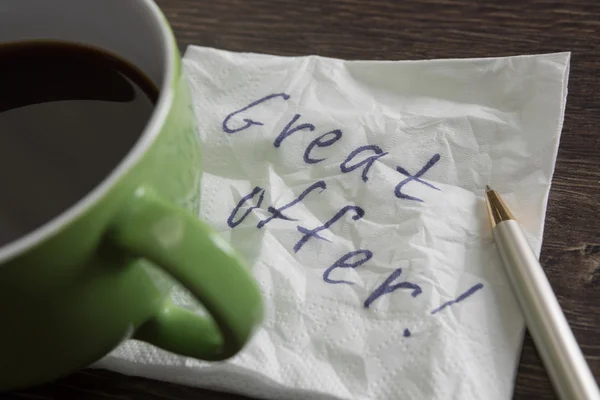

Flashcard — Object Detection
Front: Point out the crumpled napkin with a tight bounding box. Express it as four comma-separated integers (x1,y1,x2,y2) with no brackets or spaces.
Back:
95,46,570,400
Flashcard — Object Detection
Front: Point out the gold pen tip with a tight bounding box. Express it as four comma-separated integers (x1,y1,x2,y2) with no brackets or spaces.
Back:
484,185,515,226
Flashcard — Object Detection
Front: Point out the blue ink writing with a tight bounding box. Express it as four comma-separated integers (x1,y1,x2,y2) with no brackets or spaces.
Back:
227,186,265,228
364,268,422,308
403,328,411,337
257,181,327,229
323,250,373,285
394,153,441,202
294,205,365,253
274,114,315,148
222,93,290,134
430,283,484,315
303,130,343,164
340,145,389,182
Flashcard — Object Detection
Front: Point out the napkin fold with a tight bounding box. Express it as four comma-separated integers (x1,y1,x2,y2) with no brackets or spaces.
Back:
95,46,570,400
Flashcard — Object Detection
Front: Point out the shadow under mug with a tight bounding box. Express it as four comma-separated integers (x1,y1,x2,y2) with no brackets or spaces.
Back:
0,0,263,391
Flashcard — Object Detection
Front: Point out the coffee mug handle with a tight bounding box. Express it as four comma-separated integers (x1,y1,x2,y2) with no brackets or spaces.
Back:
108,187,263,360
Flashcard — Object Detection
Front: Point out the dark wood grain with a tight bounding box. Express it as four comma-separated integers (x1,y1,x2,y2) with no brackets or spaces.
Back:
4,0,600,399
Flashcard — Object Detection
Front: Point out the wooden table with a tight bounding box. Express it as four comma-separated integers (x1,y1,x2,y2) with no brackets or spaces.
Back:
5,0,600,399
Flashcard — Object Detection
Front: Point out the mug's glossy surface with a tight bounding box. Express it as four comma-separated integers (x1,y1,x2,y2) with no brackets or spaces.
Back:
0,0,262,391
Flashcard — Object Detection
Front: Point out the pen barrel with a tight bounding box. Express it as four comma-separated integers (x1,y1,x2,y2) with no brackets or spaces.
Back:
494,220,600,400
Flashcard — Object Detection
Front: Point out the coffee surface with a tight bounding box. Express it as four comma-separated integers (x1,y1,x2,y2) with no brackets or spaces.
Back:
0,41,158,248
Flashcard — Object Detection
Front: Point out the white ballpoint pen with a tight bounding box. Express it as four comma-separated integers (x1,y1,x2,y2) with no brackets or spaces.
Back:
485,185,600,400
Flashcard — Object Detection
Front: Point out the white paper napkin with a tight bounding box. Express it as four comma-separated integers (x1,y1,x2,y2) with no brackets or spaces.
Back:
95,46,570,400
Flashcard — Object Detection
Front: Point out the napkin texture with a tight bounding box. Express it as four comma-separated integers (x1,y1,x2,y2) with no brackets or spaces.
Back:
95,47,570,400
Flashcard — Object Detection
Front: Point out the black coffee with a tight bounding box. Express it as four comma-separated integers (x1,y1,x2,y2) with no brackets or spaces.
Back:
0,41,158,248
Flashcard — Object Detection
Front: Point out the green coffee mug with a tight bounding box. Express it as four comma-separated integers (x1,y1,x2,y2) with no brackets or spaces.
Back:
0,0,262,391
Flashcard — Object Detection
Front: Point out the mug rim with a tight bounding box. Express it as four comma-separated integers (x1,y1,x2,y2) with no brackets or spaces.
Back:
0,0,178,264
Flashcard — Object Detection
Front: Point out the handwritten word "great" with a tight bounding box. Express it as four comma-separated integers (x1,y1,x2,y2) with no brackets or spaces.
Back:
222,93,442,203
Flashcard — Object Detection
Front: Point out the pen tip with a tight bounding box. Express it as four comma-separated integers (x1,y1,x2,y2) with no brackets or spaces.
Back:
485,185,492,192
